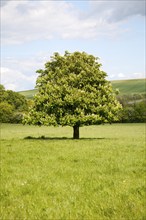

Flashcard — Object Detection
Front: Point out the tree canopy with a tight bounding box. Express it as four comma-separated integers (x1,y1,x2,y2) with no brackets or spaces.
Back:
23,51,122,139
0,85,28,123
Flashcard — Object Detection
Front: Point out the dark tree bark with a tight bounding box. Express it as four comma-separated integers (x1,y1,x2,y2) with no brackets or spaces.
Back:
73,125,79,139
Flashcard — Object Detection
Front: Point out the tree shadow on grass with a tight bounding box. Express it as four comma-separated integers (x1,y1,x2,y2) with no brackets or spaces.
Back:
24,135,113,140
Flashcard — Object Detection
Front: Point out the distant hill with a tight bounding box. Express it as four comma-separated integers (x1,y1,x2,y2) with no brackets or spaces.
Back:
19,78,145,99
111,79,145,95
19,89,37,99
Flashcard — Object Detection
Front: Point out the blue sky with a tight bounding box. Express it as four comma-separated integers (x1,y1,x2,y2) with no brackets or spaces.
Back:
1,0,145,91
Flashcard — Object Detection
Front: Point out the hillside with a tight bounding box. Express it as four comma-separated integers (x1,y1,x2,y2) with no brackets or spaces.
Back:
19,78,145,99
19,89,37,99
111,78,145,94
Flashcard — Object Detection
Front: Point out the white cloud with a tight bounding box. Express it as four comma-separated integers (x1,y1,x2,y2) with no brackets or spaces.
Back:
108,72,145,80
2,0,142,45
0,52,53,91
3,56,44,73
1,67,36,91
88,1,145,22
2,1,95,44
4,83,17,91
118,73,125,78
1,0,145,91
133,72,145,78
1,52,55,91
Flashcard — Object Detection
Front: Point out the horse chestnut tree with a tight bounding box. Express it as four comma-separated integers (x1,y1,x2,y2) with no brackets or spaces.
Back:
24,51,122,139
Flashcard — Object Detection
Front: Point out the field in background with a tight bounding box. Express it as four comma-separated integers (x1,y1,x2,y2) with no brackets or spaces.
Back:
19,78,146,99
1,123,145,219
111,78,145,94
19,89,37,99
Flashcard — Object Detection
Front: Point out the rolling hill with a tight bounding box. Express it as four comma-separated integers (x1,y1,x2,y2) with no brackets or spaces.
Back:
19,89,37,99
19,78,145,99
111,78,145,94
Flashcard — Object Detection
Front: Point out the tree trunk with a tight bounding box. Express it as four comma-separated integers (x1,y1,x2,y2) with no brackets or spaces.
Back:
73,125,79,139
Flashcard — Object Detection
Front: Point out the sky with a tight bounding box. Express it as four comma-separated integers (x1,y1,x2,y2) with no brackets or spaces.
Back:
1,0,146,91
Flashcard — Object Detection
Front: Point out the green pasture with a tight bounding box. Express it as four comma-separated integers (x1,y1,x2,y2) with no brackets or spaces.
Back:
19,78,146,99
111,78,145,95
0,123,146,219
18,89,37,99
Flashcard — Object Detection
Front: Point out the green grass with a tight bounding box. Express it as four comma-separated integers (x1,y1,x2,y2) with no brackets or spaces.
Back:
0,123,146,219
18,89,38,99
19,78,146,99
112,78,145,95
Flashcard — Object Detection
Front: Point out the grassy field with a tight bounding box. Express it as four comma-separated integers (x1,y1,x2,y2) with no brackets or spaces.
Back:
19,78,146,99
0,123,146,219
111,78,145,95
18,89,37,99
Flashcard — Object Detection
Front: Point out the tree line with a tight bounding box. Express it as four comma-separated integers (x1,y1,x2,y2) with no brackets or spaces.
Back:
117,94,146,123
0,84,28,123
0,86,145,125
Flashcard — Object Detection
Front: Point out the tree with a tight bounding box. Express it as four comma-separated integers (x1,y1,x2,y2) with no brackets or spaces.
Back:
23,51,122,139
0,84,5,91
117,93,146,123
119,100,146,123
0,84,28,123
0,101,14,123
6,90,28,111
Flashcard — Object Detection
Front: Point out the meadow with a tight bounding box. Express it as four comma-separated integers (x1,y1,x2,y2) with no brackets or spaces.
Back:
0,123,146,219
111,78,145,95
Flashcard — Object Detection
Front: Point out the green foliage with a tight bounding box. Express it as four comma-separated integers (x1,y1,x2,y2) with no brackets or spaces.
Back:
117,93,146,107
0,84,5,91
119,100,146,123
0,84,28,123
133,101,146,122
117,94,146,123
0,101,14,123
1,123,145,219
1,89,28,111
24,51,122,132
